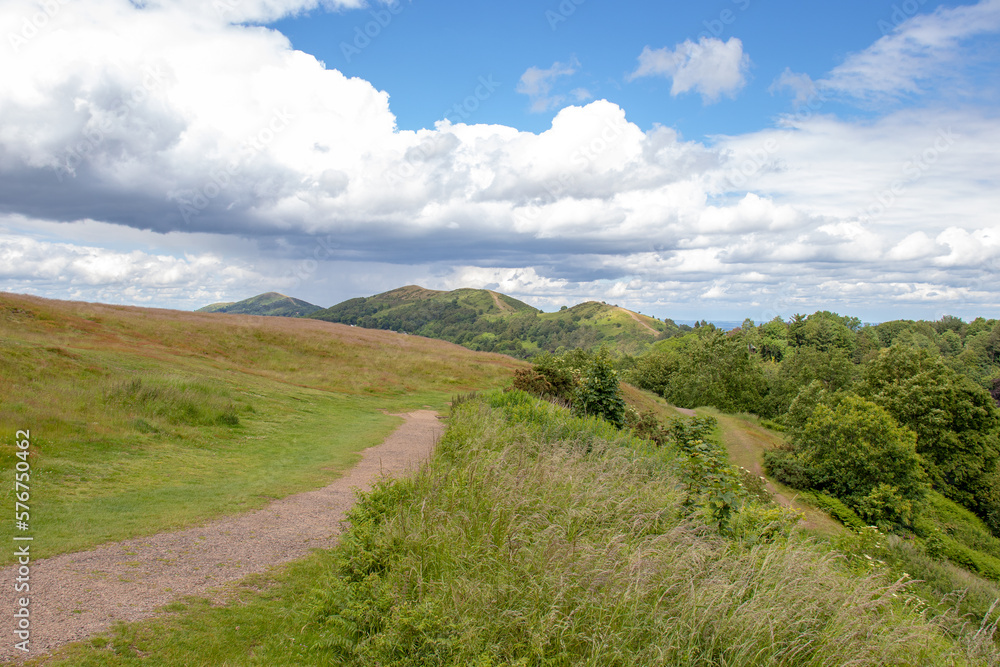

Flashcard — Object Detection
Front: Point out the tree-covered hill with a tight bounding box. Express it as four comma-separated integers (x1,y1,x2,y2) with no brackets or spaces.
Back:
308,285,673,358
624,310,1000,536
197,292,322,317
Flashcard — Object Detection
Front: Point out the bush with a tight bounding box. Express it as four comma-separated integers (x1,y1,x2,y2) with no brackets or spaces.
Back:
573,348,626,428
857,483,914,531
624,408,669,446
727,503,801,546
763,449,813,490
789,395,928,529
508,367,552,396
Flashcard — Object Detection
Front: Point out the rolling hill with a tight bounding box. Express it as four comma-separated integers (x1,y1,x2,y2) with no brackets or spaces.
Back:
307,285,679,357
197,291,322,317
0,291,519,561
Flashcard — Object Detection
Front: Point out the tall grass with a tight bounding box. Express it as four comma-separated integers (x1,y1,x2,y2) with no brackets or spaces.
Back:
296,391,990,666
32,390,999,666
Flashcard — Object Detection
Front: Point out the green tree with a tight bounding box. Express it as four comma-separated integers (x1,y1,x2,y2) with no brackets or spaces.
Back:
788,311,858,352
574,348,626,428
860,345,1000,532
790,395,927,529
664,329,769,416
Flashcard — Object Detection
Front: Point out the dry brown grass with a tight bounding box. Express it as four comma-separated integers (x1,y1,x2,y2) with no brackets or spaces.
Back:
0,292,523,398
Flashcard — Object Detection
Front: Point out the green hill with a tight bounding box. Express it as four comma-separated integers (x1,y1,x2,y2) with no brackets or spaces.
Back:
197,291,322,317
309,286,672,357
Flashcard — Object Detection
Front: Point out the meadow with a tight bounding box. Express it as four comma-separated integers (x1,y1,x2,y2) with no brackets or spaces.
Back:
0,293,519,562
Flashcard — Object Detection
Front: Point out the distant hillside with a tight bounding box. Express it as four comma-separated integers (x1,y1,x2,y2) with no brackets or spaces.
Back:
309,285,675,357
198,292,322,318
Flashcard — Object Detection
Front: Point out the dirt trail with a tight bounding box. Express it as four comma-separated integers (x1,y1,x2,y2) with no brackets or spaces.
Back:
714,414,841,534
488,291,513,313
616,307,658,335
0,410,443,662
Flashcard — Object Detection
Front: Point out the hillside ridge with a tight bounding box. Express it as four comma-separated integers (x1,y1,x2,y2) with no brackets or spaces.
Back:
197,291,322,317
303,285,672,358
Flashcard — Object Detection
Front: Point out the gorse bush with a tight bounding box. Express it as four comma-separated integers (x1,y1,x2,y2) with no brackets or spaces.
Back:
299,391,990,665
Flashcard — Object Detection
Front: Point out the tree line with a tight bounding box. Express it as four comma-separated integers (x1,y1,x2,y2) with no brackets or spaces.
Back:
624,312,1000,534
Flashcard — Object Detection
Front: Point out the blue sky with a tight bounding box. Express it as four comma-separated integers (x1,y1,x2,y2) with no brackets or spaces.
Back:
271,0,887,136
0,0,998,322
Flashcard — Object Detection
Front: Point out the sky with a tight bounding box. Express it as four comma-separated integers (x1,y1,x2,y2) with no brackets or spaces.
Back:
1,0,999,323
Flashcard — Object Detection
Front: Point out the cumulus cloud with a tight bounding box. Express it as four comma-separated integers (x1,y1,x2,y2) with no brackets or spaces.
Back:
0,231,279,307
0,0,998,321
516,58,580,112
629,37,750,103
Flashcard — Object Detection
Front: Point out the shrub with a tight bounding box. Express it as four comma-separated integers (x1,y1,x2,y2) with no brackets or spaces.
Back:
763,449,813,490
857,483,914,531
508,367,552,396
727,503,801,545
789,395,928,529
573,348,625,428
624,408,669,446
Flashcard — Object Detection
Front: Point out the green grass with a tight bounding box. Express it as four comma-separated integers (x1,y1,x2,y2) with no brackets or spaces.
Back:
0,292,519,562
23,391,999,665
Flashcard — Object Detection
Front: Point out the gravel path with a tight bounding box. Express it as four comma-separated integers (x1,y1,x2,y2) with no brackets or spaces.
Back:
0,410,443,662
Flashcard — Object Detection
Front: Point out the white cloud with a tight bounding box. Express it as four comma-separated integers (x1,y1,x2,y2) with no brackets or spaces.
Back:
820,0,1000,104
629,37,750,103
0,231,278,307
769,68,819,106
516,58,580,113
0,0,998,322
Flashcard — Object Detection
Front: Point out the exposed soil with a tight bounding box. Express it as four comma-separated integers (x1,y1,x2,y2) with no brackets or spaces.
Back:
0,410,443,663
488,290,514,313
616,307,658,335
713,414,841,534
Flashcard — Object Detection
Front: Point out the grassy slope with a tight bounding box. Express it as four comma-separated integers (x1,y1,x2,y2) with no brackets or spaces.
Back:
311,286,665,356
34,392,990,666
311,285,538,321
538,301,666,354
681,403,1000,628
0,293,521,562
